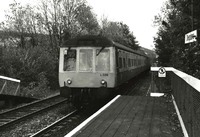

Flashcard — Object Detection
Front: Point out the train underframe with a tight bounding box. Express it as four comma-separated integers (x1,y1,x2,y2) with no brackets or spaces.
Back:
60,87,115,107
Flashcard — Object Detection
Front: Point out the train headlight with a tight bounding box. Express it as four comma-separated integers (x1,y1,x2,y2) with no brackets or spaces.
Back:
64,49,68,54
101,80,107,85
67,79,72,85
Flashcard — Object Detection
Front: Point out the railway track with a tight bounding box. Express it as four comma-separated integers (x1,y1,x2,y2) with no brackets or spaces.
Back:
0,72,149,137
30,109,78,137
117,71,150,96
128,73,150,96
29,73,151,137
0,95,68,130
29,101,107,137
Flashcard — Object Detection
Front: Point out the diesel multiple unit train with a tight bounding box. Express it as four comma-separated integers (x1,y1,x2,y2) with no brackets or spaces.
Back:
59,35,151,102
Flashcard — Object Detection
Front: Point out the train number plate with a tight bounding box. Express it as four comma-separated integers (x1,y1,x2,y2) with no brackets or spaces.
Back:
100,73,109,76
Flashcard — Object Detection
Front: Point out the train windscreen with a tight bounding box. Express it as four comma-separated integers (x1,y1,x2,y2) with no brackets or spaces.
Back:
79,49,93,71
96,49,110,71
63,49,76,71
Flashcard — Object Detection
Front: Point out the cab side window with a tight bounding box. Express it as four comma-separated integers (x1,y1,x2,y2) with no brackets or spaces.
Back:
64,49,76,71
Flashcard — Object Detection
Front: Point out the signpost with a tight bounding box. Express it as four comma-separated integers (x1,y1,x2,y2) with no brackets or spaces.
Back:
185,30,197,44
150,67,172,94
158,67,166,77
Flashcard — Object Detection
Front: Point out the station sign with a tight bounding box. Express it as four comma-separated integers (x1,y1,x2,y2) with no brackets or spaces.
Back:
185,30,197,44
151,67,168,77
158,67,166,77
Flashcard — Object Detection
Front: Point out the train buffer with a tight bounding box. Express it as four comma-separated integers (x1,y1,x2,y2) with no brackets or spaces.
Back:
65,67,200,137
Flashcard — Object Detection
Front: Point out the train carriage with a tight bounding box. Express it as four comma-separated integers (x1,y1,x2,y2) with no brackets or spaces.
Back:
59,35,150,101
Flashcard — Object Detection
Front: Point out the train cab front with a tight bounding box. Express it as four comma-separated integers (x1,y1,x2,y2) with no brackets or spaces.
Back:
59,46,116,100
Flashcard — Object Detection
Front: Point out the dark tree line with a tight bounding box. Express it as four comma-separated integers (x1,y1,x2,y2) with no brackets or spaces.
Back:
100,19,139,50
154,0,200,78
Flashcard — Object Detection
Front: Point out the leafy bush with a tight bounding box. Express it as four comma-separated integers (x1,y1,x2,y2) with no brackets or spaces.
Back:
1,46,58,97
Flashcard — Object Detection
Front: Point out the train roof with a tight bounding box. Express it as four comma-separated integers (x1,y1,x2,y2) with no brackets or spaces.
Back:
62,35,147,57
62,35,113,47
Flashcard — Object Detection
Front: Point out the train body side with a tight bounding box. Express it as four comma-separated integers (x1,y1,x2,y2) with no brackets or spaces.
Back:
114,44,150,86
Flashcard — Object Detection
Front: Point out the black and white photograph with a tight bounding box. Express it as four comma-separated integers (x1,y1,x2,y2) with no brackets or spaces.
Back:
0,0,200,137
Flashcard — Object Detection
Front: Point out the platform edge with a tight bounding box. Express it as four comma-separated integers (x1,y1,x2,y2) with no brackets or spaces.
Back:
172,95,189,137
64,95,121,137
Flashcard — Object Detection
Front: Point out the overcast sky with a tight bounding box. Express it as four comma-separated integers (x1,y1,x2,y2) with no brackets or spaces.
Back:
87,0,166,50
0,0,166,50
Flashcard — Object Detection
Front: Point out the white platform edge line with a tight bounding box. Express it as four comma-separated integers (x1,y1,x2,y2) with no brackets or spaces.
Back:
0,76,20,83
171,95,189,137
64,95,121,137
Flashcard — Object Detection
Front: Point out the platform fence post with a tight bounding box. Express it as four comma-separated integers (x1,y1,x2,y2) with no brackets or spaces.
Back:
0,80,7,94
14,84,20,96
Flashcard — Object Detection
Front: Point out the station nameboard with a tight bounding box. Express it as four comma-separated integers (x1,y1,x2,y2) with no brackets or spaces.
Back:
185,30,197,44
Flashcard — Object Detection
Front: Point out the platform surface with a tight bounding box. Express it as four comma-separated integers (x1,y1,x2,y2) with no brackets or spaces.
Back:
66,95,177,137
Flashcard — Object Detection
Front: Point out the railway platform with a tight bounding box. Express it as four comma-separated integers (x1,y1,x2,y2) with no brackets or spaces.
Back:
65,67,200,137
65,95,182,137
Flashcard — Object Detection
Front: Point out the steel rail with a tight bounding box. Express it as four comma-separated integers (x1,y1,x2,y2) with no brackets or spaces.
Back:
0,94,60,115
30,109,78,137
0,96,68,130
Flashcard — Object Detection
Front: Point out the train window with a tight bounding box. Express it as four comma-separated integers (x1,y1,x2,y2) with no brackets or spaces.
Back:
63,49,76,71
138,58,140,66
123,58,126,68
96,49,110,71
79,49,93,71
119,57,122,68
134,59,137,66
132,59,134,66
128,58,131,67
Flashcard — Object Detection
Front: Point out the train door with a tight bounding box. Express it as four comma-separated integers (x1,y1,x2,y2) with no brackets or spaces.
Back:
115,48,119,85
116,48,122,86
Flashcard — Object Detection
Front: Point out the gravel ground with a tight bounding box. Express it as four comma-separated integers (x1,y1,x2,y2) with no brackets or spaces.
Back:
0,101,75,137
47,105,103,137
165,94,184,137
154,76,184,137
0,97,106,137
